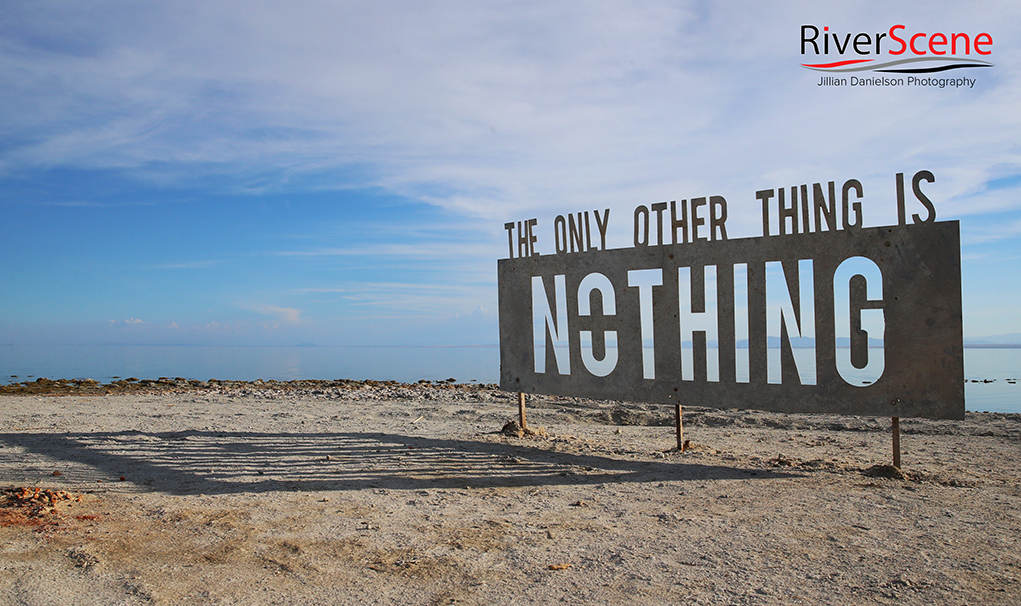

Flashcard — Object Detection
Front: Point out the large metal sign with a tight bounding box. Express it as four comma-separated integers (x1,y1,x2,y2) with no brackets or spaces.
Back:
498,179,964,420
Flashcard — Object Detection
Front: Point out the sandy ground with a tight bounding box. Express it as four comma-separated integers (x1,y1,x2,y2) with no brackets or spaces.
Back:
1,384,1019,605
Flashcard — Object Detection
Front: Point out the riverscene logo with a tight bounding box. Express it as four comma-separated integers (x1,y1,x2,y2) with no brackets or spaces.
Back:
801,24,994,88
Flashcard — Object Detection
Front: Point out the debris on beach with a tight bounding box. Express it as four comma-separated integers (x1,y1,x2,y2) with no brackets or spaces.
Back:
862,464,906,480
500,420,525,437
0,376,501,396
500,420,548,438
0,486,83,528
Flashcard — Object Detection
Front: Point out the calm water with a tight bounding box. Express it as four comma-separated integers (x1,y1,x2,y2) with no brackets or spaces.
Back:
0,345,501,386
1,344,1018,413
962,348,1021,414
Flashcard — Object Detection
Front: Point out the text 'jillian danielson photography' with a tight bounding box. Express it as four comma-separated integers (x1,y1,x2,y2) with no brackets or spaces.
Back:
818,75,977,88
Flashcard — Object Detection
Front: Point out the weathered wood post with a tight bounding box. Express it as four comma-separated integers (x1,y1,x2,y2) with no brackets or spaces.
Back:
892,416,901,468
675,404,684,451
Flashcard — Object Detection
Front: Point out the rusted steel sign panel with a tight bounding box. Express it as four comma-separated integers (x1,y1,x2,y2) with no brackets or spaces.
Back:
498,221,963,419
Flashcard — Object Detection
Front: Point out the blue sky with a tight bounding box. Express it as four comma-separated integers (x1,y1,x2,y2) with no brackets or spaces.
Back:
2,1,1020,350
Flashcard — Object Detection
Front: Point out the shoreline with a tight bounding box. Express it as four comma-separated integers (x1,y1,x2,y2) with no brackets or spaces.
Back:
2,376,1018,421
0,377,500,396
3,376,1018,423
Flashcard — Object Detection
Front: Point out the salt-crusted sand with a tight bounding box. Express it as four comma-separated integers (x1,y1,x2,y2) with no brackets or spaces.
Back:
1,383,1019,605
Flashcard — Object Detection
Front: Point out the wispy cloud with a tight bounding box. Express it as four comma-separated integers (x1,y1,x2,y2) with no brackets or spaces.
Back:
274,241,498,260
40,200,159,208
4,2,1017,221
963,217,1021,245
252,305,302,324
3,2,1021,345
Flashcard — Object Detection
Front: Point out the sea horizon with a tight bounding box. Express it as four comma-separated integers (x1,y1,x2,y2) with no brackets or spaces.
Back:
1,343,1018,414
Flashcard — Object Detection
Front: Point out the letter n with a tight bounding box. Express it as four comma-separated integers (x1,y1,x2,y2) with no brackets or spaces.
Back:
532,275,570,374
765,260,817,385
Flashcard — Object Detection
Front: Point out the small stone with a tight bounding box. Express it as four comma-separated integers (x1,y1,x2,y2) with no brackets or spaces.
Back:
52,470,61,477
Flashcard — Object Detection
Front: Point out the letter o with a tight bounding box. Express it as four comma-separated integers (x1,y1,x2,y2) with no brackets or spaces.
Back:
578,273,618,377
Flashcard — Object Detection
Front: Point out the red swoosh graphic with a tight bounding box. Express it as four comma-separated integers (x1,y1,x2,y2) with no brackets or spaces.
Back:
800,59,874,68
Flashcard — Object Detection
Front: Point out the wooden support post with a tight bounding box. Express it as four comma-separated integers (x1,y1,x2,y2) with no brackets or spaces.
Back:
675,404,684,452
892,416,901,468
518,392,527,430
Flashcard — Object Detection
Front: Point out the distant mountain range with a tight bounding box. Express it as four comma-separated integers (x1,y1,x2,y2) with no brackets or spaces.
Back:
683,337,883,348
683,335,1021,348
964,333,1021,347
